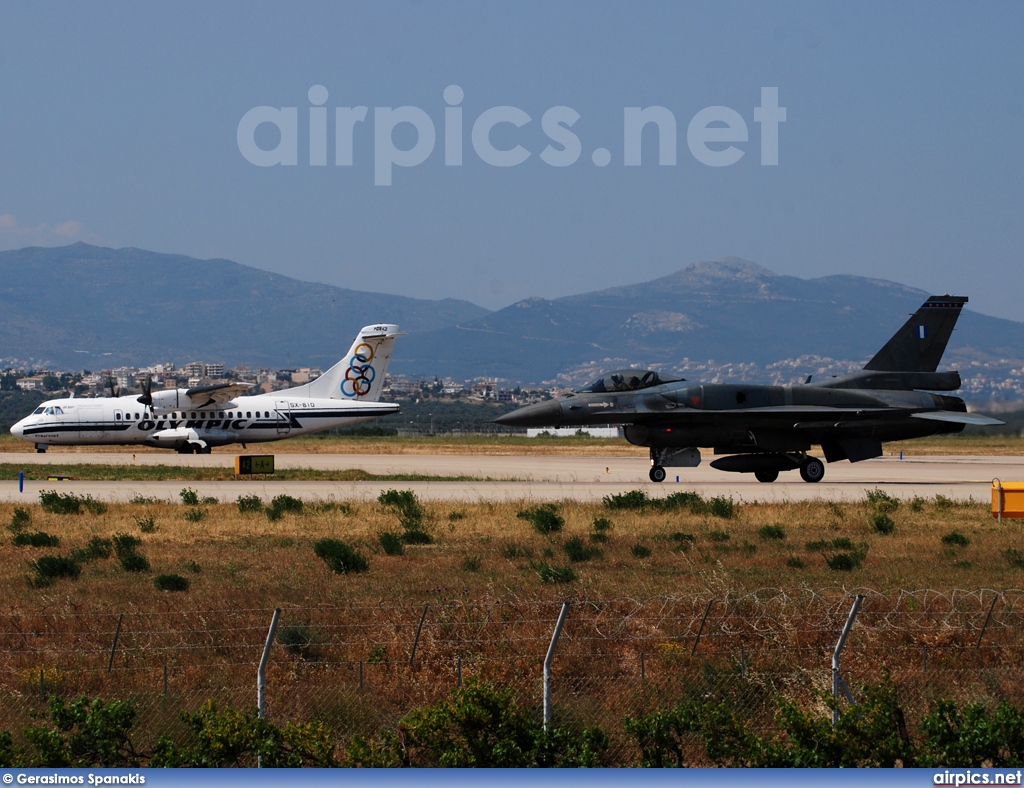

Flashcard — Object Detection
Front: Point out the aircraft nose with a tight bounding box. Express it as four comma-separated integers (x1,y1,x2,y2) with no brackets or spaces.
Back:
495,400,563,428
10,419,25,439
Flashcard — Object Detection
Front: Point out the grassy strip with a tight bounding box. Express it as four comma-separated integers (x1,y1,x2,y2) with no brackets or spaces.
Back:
0,463,509,483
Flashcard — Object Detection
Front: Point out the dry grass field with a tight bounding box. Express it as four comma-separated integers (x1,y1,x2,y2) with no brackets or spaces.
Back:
0,490,1020,617
2,487,1024,762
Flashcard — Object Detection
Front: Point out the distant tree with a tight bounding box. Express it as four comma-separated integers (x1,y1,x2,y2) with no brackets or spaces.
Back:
42,375,62,391
0,372,17,391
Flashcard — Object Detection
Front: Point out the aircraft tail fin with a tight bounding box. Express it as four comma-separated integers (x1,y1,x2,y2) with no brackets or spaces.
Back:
299,324,401,401
863,296,967,372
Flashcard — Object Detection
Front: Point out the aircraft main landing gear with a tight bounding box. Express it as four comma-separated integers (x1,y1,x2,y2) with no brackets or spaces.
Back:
649,465,667,483
800,456,825,483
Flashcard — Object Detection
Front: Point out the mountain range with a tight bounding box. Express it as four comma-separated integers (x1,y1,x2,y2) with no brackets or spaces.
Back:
2,244,1022,387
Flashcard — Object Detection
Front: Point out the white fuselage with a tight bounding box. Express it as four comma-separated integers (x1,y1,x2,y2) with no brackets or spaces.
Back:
11,393,399,450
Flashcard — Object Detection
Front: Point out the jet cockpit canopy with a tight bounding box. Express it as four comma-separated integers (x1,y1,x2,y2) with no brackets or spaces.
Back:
578,369,679,394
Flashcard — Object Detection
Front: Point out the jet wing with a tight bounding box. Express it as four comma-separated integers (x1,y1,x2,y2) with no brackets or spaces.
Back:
910,411,1005,426
185,382,252,408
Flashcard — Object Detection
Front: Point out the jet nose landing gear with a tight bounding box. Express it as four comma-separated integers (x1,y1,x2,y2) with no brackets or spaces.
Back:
649,466,667,483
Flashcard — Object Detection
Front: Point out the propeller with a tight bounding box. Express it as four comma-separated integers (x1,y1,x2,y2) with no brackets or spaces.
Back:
105,375,120,398
137,375,153,406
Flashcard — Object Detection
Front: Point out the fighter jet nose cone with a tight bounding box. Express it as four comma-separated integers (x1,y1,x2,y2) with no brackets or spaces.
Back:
495,400,562,428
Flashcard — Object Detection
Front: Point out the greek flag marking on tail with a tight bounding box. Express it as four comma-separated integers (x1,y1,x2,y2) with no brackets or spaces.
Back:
917,325,927,339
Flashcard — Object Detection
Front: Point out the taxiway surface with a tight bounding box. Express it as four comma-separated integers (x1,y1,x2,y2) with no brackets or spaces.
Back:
0,451,1015,504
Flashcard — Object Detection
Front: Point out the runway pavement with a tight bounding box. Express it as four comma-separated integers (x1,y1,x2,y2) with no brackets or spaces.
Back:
0,451,1018,504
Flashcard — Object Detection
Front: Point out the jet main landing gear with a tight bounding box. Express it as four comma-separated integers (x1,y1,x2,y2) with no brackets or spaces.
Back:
799,456,825,483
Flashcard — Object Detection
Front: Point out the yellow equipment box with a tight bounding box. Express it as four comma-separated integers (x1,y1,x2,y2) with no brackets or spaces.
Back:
992,480,1024,519
235,455,275,475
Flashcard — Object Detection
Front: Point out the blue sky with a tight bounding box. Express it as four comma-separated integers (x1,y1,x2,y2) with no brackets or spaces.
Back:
1,1,1021,319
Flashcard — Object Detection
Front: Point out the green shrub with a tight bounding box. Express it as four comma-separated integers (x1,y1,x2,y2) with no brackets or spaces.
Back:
533,562,576,583
30,555,81,585
866,489,899,513
236,495,264,513
277,623,314,658
401,528,433,545
661,491,706,511
270,494,303,515
934,494,955,510
758,525,786,541
786,556,806,569
9,507,30,532
344,679,607,767
602,490,650,510
871,512,896,535
448,511,466,522
909,496,927,512
39,490,106,515
592,517,612,533
112,533,142,555
826,552,860,571
378,489,424,523
1003,548,1024,569
314,539,369,574
12,531,60,548
708,530,731,542
154,574,189,592
183,508,206,523
462,555,481,572
367,646,387,665
379,532,405,556
72,537,113,563
631,543,652,559
183,560,202,574
706,496,736,519
119,551,150,573
133,515,156,533
179,488,199,506
563,536,601,562
517,504,564,535
942,531,970,547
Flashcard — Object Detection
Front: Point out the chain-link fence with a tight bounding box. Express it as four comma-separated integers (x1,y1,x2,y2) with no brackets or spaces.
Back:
2,589,1022,765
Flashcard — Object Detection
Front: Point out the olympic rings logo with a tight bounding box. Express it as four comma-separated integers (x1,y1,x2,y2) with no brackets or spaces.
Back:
341,343,376,397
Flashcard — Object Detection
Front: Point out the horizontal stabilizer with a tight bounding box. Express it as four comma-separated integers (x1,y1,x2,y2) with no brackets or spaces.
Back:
910,411,1004,426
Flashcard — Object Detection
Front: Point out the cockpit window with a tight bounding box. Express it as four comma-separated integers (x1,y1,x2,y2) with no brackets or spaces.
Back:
33,407,44,415
578,369,678,393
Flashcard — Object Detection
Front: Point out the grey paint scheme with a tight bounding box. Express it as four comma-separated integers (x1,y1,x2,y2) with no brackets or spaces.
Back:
495,296,1003,484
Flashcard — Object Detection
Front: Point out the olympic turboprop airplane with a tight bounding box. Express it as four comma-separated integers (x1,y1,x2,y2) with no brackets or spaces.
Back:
11,324,402,454
496,296,1004,483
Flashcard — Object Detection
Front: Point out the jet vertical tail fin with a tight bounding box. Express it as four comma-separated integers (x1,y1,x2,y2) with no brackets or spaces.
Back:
863,296,967,372
297,324,401,401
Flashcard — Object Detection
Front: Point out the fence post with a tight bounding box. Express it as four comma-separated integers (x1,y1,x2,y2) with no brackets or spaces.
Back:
410,604,429,667
832,594,864,726
107,614,124,672
258,608,281,719
39,668,44,700
977,593,1001,650
691,600,713,657
457,655,462,687
640,652,645,682
163,665,168,696
543,601,570,731
256,607,281,770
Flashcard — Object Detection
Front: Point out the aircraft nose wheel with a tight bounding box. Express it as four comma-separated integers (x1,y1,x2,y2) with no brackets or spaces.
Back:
649,465,667,483
755,469,779,483
799,457,825,483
